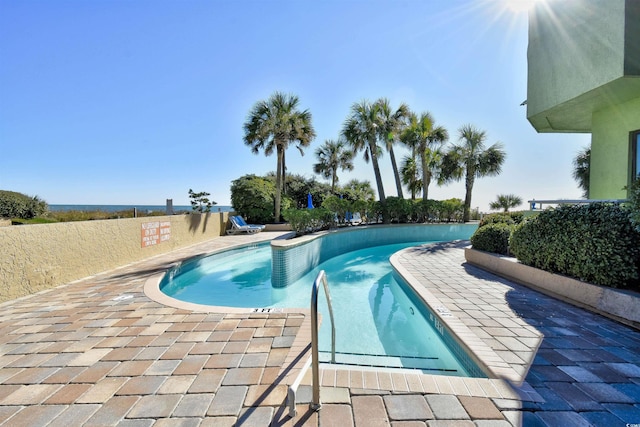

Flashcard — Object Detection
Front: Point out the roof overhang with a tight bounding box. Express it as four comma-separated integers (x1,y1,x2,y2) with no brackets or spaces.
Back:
527,76,640,133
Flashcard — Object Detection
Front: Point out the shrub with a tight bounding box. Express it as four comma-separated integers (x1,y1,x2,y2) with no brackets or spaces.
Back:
479,211,525,228
510,203,640,288
230,175,276,224
321,195,351,224
628,176,640,232
0,190,48,219
440,198,464,222
417,199,443,222
384,197,410,223
282,208,333,235
351,199,371,224
470,223,514,255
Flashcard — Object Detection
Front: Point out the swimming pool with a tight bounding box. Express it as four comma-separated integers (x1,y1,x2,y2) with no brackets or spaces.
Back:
160,225,483,376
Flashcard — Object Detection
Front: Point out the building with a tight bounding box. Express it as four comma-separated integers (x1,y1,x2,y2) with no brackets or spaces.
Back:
526,0,640,198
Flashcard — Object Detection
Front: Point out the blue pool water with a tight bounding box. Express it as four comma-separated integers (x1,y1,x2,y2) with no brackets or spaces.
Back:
161,239,483,376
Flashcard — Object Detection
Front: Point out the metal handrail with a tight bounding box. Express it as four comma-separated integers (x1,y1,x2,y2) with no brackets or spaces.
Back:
528,198,626,210
310,270,335,411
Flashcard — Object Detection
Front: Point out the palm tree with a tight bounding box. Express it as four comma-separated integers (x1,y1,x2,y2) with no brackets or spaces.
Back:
243,92,316,222
400,155,421,199
342,100,387,202
440,124,506,222
573,146,590,198
313,139,354,193
375,98,410,199
342,179,376,202
489,194,522,212
400,112,449,201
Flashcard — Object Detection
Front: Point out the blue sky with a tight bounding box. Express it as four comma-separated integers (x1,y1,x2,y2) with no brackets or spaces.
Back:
0,0,589,210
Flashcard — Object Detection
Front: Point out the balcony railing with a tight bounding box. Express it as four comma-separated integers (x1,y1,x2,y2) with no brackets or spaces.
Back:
528,199,627,210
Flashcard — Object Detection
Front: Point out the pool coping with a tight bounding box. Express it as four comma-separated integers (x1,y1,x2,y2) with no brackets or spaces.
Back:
390,250,526,384
143,232,541,403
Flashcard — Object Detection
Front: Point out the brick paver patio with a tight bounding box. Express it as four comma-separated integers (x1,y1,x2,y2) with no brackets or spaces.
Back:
0,232,639,426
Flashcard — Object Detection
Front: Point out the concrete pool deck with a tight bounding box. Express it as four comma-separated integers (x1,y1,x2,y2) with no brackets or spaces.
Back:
0,232,639,426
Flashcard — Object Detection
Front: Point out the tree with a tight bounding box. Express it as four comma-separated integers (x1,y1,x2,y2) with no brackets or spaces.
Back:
342,100,387,203
440,124,506,222
341,179,376,202
188,189,216,213
375,98,410,199
573,146,590,198
313,138,354,192
400,112,449,201
401,155,421,200
489,194,522,212
230,175,277,224
243,92,316,222
280,173,332,209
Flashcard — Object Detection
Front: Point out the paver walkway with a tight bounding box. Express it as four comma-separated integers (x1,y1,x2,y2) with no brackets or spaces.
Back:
0,232,639,426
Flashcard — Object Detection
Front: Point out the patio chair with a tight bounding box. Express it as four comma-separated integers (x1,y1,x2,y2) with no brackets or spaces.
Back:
226,215,266,235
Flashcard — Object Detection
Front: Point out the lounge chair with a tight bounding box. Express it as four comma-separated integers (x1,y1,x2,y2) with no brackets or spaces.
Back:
226,215,265,235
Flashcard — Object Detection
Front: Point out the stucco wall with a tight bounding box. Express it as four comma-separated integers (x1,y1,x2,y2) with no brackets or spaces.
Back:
0,212,229,303
590,97,640,198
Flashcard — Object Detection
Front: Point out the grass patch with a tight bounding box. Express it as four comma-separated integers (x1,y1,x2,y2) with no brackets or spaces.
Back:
10,209,171,224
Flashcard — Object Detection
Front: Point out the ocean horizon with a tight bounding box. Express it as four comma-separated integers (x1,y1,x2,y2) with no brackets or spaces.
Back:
49,204,234,213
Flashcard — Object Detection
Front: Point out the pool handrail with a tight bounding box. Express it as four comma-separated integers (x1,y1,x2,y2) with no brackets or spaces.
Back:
310,270,335,411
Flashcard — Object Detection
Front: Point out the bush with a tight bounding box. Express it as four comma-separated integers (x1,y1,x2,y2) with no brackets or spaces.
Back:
321,196,351,224
479,211,524,228
510,203,640,288
414,199,442,222
282,208,333,235
439,198,464,222
628,176,640,232
230,175,276,224
384,197,410,223
0,190,48,219
351,199,372,224
470,223,514,255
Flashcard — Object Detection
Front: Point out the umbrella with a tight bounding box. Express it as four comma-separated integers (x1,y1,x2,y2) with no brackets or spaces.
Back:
307,193,314,209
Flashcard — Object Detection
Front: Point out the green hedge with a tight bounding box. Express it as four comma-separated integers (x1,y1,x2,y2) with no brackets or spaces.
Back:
628,176,640,232
470,212,524,254
510,203,640,288
478,211,524,228
470,223,514,255
282,208,333,235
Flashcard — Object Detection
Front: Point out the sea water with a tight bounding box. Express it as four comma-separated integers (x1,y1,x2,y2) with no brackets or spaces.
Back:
49,204,234,213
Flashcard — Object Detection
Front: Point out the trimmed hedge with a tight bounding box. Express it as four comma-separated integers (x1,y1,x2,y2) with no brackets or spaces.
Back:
470,223,513,255
629,176,640,232
510,203,640,288
470,212,524,254
478,211,524,228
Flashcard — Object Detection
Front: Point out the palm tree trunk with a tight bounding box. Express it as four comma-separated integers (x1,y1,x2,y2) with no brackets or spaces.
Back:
421,146,429,202
281,150,286,196
389,147,404,198
275,144,284,222
369,145,386,203
463,173,474,223
331,171,337,193
424,171,432,202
